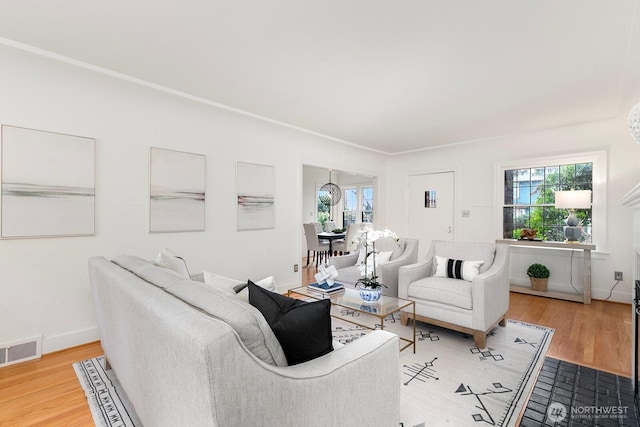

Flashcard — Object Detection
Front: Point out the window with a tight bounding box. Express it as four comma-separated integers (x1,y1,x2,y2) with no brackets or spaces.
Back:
362,186,374,223
316,188,330,223
503,162,593,242
342,188,358,225
340,185,374,225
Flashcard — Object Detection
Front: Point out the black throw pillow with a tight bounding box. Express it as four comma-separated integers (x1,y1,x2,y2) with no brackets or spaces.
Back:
248,281,333,365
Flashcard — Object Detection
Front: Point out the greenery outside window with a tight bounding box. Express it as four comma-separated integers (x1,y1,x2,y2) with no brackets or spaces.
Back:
317,189,330,225
504,162,592,242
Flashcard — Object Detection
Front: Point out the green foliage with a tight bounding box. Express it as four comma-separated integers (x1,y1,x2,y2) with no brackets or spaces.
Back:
509,163,592,242
317,193,330,224
527,263,550,279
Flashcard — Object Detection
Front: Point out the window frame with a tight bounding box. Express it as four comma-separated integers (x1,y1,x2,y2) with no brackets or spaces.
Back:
340,184,374,226
495,150,607,249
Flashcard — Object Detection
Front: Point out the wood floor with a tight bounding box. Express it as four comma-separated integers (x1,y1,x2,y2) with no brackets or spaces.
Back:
0,341,103,426
0,263,632,426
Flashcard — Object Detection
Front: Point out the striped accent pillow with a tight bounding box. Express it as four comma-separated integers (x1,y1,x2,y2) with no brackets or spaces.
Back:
434,256,484,282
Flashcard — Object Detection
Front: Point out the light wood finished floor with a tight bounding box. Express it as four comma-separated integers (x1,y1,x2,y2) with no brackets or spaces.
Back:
0,263,632,426
301,263,632,377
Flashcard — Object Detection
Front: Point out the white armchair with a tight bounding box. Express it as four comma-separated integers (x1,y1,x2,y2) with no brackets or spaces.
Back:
398,240,510,348
328,237,419,297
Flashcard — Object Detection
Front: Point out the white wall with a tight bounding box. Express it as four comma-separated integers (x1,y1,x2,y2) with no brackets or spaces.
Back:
3,40,637,356
385,118,640,303
0,44,388,353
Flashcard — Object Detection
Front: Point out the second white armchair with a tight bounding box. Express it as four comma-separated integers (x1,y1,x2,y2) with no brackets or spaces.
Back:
398,240,510,349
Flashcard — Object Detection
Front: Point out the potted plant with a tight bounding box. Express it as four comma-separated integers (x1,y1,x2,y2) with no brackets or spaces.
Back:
353,228,399,302
527,263,550,292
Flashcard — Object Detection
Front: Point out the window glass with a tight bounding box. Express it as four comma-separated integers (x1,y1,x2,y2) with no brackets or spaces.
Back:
343,188,357,225
362,187,374,223
317,189,330,223
503,162,592,242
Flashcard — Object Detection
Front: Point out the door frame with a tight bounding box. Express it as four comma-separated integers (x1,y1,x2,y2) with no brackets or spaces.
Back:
404,167,458,242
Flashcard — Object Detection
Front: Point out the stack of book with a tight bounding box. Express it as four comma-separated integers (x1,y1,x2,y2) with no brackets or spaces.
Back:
308,282,344,294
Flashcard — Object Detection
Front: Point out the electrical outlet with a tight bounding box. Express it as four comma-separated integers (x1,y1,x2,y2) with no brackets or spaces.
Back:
462,210,471,218
614,271,623,281
294,264,299,273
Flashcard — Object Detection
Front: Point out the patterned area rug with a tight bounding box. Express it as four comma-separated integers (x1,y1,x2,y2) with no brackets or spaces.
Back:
73,356,140,427
74,316,553,427
332,309,553,427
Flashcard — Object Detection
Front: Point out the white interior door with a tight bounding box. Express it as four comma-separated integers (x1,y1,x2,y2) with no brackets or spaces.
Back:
407,171,455,259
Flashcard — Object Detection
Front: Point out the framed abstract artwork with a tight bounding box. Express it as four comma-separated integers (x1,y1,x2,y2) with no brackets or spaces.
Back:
1,125,96,238
149,147,206,233
236,161,274,230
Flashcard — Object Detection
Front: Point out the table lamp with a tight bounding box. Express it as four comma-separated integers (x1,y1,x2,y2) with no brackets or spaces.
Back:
554,190,592,242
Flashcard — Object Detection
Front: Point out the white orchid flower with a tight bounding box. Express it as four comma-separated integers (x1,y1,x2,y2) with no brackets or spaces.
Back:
352,227,400,285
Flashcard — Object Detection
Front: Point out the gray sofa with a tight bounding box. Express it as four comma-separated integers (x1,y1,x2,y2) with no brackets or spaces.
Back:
89,255,400,427
328,237,419,297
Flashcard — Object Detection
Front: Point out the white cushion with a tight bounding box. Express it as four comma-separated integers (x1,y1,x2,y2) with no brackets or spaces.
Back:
235,276,277,302
408,276,473,310
153,248,190,278
203,270,277,301
374,237,403,260
431,241,496,274
434,256,483,282
203,271,243,295
377,251,393,264
254,276,277,292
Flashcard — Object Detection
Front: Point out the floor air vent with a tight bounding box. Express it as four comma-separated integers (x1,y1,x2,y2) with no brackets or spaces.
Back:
0,336,41,368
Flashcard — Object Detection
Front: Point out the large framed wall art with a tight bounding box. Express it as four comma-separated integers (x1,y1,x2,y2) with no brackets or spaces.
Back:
149,147,206,233
236,161,274,230
1,125,96,238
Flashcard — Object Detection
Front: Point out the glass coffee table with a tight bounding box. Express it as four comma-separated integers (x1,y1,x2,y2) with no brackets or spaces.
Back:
288,286,415,353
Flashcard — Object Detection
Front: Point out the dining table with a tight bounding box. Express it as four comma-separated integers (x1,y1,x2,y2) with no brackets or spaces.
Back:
317,231,346,255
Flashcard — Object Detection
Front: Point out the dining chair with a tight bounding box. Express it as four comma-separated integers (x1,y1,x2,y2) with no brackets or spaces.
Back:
343,223,363,253
325,221,337,232
303,223,330,267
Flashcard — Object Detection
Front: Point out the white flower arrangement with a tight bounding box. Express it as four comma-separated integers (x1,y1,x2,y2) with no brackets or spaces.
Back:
352,227,399,289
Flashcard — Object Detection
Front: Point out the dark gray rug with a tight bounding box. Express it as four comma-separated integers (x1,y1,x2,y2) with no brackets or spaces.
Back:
521,357,638,426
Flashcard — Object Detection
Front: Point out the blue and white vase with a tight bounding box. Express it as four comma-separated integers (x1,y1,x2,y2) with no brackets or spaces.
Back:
358,285,382,303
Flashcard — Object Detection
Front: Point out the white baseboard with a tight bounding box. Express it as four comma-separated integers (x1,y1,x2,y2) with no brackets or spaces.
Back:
42,326,100,354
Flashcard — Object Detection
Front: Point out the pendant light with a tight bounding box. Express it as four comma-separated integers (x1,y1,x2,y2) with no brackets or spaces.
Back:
320,170,341,206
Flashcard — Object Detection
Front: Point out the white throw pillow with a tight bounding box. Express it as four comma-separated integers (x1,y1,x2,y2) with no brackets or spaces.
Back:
434,256,484,282
153,248,190,278
203,271,244,295
377,251,393,265
254,276,277,292
203,271,277,301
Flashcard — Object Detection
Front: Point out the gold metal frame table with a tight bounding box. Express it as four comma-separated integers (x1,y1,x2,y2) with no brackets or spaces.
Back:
288,286,416,353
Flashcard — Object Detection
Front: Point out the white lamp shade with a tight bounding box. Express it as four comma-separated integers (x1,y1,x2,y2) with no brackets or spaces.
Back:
554,190,592,209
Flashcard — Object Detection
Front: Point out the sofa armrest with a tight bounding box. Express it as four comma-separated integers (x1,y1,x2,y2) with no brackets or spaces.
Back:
398,258,433,299
222,330,400,426
328,250,359,269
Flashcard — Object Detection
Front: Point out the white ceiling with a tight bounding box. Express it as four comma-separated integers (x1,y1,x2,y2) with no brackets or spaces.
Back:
1,0,639,154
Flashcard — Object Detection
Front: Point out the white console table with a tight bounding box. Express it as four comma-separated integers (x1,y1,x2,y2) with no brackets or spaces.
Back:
496,239,595,304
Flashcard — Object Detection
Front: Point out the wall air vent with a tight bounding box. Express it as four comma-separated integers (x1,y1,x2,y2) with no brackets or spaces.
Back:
0,336,42,368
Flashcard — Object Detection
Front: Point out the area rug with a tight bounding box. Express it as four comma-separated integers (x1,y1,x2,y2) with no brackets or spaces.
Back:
332,310,554,427
74,317,552,427
73,356,140,427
